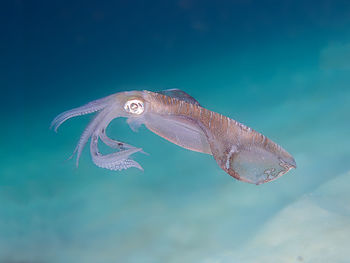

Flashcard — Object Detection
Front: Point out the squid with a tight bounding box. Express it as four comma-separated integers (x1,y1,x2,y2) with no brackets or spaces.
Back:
51,89,296,185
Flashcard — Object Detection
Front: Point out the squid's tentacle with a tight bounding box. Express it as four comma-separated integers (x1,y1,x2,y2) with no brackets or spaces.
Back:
50,94,114,132
90,133,144,171
100,127,148,155
100,127,130,150
52,93,145,170
71,109,110,166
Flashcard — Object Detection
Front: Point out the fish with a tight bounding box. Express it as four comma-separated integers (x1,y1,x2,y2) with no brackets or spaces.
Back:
51,89,296,185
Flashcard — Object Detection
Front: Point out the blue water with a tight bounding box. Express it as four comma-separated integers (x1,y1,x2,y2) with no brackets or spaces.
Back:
2,1,350,262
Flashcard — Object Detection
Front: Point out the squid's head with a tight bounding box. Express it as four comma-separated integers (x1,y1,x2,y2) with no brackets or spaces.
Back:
112,91,151,131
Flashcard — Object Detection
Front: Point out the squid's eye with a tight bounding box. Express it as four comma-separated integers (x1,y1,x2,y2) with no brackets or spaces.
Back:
124,99,145,115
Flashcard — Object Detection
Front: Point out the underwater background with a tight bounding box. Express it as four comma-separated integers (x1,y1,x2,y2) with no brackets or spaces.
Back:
2,0,350,262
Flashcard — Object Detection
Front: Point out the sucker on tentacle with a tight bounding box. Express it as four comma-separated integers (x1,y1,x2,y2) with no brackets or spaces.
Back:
90,133,143,171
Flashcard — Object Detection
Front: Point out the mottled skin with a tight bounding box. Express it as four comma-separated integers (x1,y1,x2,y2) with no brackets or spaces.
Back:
144,91,296,184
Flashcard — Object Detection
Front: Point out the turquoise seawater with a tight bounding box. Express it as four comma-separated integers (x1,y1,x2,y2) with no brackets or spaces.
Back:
2,1,350,262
